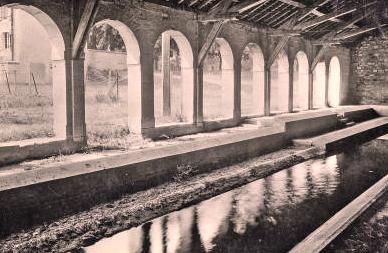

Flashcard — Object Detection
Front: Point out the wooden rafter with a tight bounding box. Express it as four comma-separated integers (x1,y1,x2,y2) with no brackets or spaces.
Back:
276,0,358,26
266,0,329,67
333,24,387,41
228,0,268,13
313,9,375,44
72,0,100,59
295,1,377,31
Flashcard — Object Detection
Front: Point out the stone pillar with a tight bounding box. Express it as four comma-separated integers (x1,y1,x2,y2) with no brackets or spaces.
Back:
308,69,314,110
233,58,241,121
52,59,70,139
128,63,142,133
140,49,156,131
181,66,194,122
264,66,271,116
325,61,330,107
221,68,234,119
195,65,204,124
252,69,264,116
288,61,294,113
162,33,171,117
71,59,86,143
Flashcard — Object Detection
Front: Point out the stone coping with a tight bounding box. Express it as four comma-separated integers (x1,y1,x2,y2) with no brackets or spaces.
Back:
0,126,284,192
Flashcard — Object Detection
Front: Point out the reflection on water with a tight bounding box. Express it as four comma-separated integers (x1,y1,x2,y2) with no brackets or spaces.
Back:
84,140,388,253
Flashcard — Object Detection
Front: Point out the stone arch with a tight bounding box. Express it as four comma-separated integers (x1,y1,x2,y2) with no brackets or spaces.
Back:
85,19,142,136
328,56,341,107
203,37,234,120
10,5,65,60
153,29,194,125
241,43,265,116
270,50,289,113
293,51,309,111
2,4,67,139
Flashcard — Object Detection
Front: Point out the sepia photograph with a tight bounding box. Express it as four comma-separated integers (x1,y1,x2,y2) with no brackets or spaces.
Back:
0,0,387,252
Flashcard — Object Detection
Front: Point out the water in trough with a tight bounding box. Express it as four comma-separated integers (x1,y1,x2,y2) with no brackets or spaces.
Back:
83,139,388,253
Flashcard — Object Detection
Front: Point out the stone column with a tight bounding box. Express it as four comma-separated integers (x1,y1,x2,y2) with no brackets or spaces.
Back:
127,63,143,133
162,33,171,117
308,69,314,110
71,58,86,143
140,49,156,131
52,59,70,139
264,66,271,116
289,61,294,113
221,67,234,119
233,58,241,121
325,61,330,107
252,69,264,116
181,66,194,122
195,65,204,124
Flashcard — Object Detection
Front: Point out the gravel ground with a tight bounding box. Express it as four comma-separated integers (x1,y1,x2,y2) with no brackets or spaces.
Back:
0,146,321,253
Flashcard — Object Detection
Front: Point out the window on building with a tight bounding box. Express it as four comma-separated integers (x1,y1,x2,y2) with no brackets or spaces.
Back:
3,32,12,49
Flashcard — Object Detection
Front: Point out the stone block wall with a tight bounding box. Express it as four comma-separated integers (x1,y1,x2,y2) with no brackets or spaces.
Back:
351,30,388,105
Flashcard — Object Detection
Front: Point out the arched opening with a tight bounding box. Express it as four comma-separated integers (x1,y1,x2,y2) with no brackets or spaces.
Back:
313,62,326,108
328,56,341,107
153,30,194,126
241,43,265,117
0,5,66,143
203,38,234,120
293,51,309,111
85,20,141,148
270,50,289,114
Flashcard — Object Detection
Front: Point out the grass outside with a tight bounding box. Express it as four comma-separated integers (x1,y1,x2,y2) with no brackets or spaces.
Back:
0,70,261,149
0,83,54,143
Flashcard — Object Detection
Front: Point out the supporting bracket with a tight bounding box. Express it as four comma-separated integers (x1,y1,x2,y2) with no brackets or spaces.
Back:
197,20,227,67
72,0,100,59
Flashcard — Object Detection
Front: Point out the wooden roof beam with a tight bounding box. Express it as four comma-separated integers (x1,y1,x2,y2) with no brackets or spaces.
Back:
294,4,365,31
277,0,359,27
333,24,387,41
228,0,268,13
313,9,375,44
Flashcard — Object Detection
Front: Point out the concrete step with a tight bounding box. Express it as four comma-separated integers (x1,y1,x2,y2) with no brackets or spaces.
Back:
332,106,379,123
293,117,388,150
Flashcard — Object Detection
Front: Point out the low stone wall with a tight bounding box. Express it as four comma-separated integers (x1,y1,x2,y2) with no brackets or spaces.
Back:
278,111,338,140
0,128,287,236
0,106,381,236
0,139,83,166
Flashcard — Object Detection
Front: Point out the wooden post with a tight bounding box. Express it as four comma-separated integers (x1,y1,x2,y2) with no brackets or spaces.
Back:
13,70,17,93
116,71,119,99
31,72,39,95
162,32,171,117
4,70,11,94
